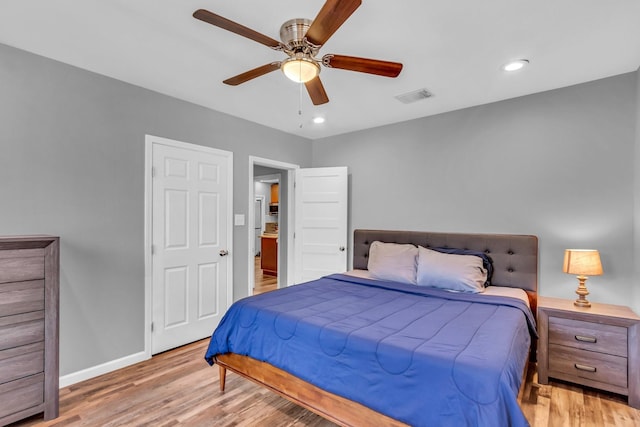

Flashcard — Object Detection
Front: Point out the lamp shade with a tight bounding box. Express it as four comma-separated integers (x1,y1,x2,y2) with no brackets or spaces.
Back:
563,249,603,276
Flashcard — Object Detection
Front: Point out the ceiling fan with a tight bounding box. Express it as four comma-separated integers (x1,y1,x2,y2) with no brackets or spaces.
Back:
193,0,403,105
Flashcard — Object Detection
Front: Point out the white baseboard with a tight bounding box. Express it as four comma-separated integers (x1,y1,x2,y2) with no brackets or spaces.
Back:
59,351,150,388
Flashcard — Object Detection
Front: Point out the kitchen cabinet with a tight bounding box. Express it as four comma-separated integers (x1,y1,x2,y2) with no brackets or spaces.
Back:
260,235,277,277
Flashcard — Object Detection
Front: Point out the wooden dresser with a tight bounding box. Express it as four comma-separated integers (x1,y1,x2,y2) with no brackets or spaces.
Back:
0,236,59,425
537,296,640,408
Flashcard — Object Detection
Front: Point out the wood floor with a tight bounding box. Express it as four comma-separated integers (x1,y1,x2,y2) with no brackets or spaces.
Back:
254,256,277,295
12,339,640,427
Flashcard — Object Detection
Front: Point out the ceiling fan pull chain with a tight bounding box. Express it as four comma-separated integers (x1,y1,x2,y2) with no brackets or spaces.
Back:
298,73,304,128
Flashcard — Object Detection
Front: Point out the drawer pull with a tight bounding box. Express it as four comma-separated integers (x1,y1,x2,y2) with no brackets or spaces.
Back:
574,335,597,343
574,363,597,373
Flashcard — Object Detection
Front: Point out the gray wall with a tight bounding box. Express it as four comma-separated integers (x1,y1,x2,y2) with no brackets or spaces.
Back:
0,43,311,375
313,73,639,312
635,66,640,312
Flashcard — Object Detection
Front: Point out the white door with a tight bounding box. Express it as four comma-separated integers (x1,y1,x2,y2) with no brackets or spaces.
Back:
294,167,348,283
151,137,232,354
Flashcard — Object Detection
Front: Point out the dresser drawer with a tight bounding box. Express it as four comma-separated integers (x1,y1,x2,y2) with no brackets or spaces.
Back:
0,311,45,352
0,256,44,284
549,343,627,388
0,280,44,317
0,343,44,384
0,373,44,420
549,316,627,357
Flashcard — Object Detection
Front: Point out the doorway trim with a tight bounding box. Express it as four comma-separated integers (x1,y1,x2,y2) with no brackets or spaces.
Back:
144,135,234,359
248,156,299,297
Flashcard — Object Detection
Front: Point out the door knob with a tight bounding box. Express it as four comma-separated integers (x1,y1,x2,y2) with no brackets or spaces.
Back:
219,249,229,257
339,246,345,252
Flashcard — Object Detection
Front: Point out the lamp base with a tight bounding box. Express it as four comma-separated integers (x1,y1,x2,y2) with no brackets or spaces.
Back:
574,298,591,308
574,275,591,308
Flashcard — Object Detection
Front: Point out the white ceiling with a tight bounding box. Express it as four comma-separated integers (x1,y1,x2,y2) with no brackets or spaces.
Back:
1,1,639,140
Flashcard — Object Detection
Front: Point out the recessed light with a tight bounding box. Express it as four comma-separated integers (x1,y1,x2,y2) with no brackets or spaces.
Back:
312,116,325,124
502,59,529,72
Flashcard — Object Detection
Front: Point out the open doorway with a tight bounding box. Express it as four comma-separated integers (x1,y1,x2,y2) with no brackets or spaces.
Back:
253,172,279,295
248,156,299,297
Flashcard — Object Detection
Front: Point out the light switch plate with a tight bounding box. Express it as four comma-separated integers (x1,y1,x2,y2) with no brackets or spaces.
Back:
234,214,245,226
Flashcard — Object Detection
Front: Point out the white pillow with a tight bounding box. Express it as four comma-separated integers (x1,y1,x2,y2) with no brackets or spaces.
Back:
416,246,487,293
367,241,418,284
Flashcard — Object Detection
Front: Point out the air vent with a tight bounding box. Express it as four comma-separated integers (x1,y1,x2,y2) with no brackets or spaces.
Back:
394,89,433,104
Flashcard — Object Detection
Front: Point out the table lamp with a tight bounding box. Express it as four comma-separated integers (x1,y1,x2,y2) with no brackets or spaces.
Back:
562,249,603,308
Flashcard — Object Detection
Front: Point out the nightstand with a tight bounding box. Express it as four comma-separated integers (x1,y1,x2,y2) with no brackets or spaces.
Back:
537,296,640,408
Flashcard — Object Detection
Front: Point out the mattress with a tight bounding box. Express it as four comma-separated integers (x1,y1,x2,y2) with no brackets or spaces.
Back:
205,273,536,427
345,268,532,307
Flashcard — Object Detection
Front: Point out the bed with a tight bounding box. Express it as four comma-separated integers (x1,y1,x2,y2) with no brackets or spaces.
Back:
205,229,538,426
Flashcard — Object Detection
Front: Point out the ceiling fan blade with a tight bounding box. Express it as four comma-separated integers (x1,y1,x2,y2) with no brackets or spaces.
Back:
305,77,329,105
322,54,403,77
193,9,281,49
305,0,362,46
223,63,281,86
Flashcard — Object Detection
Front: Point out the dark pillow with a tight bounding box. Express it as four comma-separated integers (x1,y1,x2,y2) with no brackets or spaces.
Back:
431,247,494,286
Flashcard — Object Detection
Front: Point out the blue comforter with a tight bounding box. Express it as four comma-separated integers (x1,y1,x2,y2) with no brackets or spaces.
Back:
205,274,536,427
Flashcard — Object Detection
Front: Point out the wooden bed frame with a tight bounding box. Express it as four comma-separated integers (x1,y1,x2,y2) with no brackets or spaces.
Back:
215,229,539,426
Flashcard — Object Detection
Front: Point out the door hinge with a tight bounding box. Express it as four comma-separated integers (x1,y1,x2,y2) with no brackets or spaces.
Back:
151,166,156,178
151,322,154,332
151,244,155,255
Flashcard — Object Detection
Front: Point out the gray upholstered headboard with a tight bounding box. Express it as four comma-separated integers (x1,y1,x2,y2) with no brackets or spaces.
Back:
353,229,538,294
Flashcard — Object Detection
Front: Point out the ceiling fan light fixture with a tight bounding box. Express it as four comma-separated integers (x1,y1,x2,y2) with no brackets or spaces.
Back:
281,57,320,83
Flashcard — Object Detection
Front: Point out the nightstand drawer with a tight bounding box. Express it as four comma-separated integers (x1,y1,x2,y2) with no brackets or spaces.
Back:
549,343,627,388
549,316,627,357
